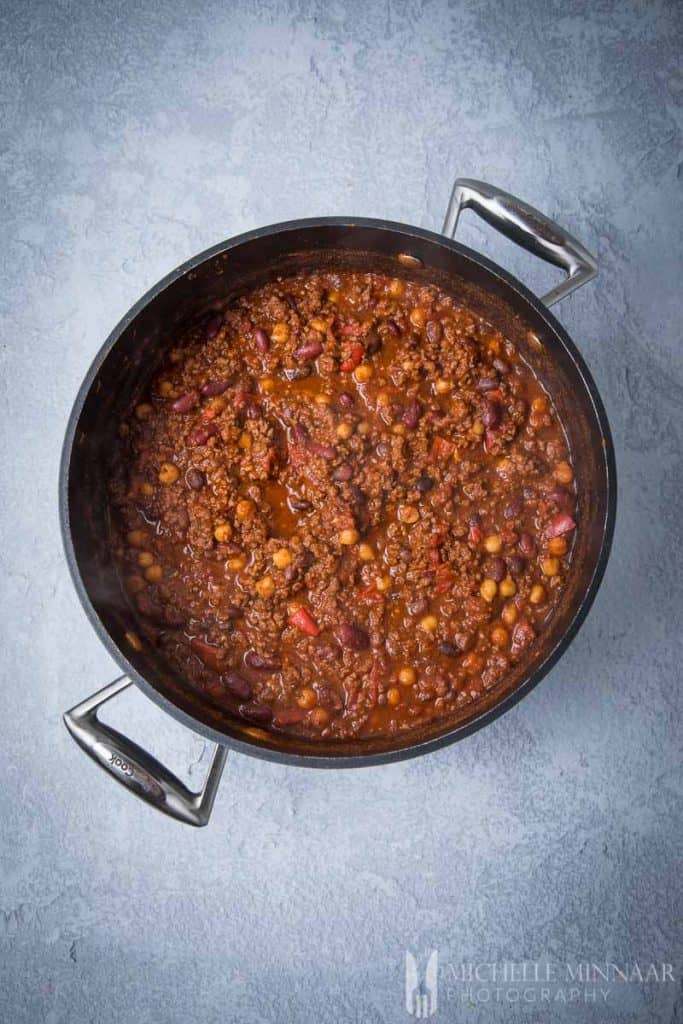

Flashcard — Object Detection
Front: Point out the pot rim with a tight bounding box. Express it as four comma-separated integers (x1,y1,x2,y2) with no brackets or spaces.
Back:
59,216,617,767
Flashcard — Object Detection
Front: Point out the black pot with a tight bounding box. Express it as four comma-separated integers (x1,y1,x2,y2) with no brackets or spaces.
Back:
61,179,616,825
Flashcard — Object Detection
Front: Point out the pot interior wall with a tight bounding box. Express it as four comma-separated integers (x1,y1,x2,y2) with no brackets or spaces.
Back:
65,223,612,761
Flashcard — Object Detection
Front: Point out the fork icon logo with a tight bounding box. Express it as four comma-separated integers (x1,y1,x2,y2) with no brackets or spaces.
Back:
405,949,438,1017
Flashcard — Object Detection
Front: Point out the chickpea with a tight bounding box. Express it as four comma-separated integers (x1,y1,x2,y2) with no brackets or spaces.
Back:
137,551,154,568
491,625,509,648
358,543,375,562
255,575,275,598
484,534,502,554
135,403,153,420
353,363,373,383
125,630,143,652
434,378,451,394
339,528,359,546
480,578,498,602
409,307,426,328
531,395,549,414
297,688,318,710
398,505,420,524
376,389,391,408
392,423,406,436
356,420,370,436
238,431,252,449
398,667,416,686
548,535,568,556
336,421,354,439
462,652,484,674
327,289,340,304
125,569,145,593
259,376,275,393
214,522,233,543
227,554,247,572
387,687,402,707
389,278,405,298
127,529,148,548
499,575,517,598
472,420,485,436
554,461,574,485
375,574,392,593
169,348,182,363
158,462,180,485
158,380,174,397
419,614,438,633
541,557,560,577
236,498,255,520
314,393,331,406
144,564,163,583
310,318,329,333
270,322,290,344
310,707,330,728
272,547,292,569
529,584,546,605
502,602,518,627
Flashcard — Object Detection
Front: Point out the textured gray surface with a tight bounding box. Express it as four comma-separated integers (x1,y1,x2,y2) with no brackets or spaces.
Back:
1,1,681,1022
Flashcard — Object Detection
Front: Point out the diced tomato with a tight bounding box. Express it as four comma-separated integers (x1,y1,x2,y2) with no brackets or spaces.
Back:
288,606,320,637
435,563,454,594
430,436,455,462
340,343,364,372
358,584,384,603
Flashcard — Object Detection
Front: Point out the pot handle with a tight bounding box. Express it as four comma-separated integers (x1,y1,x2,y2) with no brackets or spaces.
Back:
442,178,597,307
63,676,227,827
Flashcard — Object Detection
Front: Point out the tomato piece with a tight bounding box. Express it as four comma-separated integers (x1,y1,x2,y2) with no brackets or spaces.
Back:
430,436,455,462
288,606,320,636
340,343,364,372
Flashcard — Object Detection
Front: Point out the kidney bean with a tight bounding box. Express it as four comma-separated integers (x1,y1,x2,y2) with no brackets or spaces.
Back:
454,631,474,653
548,486,570,506
477,376,499,391
190,636,226,672
511,620,536,660
332,462,353,482
292,422,310,444
481,399,501,429
408,597,429,616
290,497,312,512
416,474,434,493
383,319,400,337
438,641,460,659
254,328,270,353
338,391,354,409
545,513,576,539
224,605,244,620
245,651,282,671
238,703,273,724
402,399,422,429
317,685,343,710
200,379,231,397
186,468,205,490
504,496,523,519
488,556,506,582
293,337,323,361
273,708,305,728
284,366,312,380
493,358,510,374
205,313,224,339
171,390,199,414
189,422,219,446
222,671,252,701
309,442,336,460
365,332,382,355
163,607,186,627
506,554,525,576
336,622,369,651
518,532,535,556
426,321,442,343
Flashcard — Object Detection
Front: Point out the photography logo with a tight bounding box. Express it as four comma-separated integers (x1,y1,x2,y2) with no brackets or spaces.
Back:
405,950,438,1018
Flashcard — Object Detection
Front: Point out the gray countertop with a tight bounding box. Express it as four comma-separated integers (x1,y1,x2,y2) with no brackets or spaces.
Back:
1,1,681,1022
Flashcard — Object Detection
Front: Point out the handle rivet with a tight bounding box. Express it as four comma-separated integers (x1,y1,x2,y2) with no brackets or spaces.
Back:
397,253,423,268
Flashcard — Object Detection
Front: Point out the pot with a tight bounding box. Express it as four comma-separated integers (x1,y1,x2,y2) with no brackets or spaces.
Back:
61,179,616,825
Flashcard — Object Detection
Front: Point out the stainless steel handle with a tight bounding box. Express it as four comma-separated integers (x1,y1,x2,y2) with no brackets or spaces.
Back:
63,676,227,827
442,178,597,307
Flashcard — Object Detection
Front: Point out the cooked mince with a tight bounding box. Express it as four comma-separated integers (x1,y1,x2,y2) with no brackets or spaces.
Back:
109,270,577,740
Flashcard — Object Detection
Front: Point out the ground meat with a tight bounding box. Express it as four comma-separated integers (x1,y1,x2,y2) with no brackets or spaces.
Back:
111,270,577,741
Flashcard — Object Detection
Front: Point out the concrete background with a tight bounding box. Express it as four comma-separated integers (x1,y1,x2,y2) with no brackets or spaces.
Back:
1,1,681,1022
